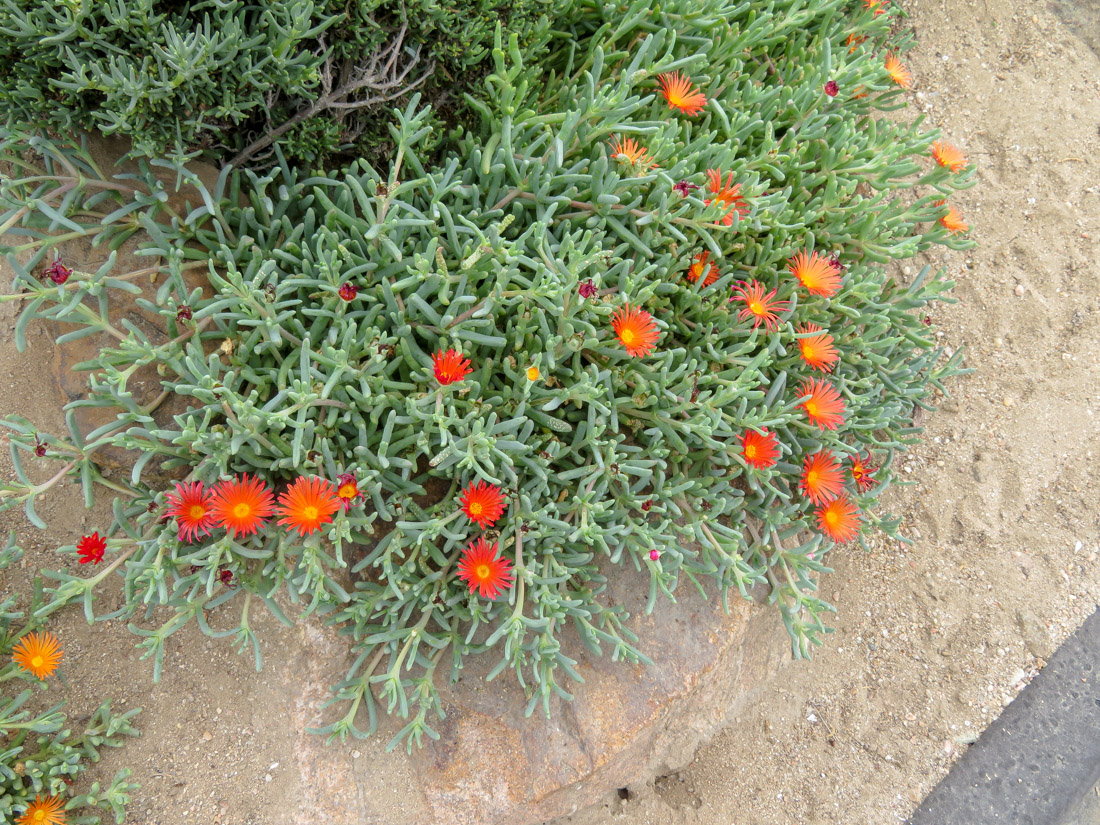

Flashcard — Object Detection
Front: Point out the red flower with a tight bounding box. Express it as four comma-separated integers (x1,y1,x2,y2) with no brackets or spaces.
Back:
334,473,362,510
43,257,71,285
732,280,790,332
219,569,235,587
433,349,472,384
459,480,506,529
815,494,862,543
611,304,660,357
457,538,514,599
824,80,839,97
275,476,343,536
578,280,598,298
209,475,275,538
76,532,106,565
795,323,840,372
741,429,780,469
800,451,844,505
850,451,878,492
176,305,193,323
797,378,847,430
163,481,216,542
338,282,358,301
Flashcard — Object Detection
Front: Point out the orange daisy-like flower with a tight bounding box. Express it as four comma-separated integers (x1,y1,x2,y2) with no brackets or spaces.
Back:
609,135,658,171
797,378,847,430
931,140,967,173
687,250,719,287
209,474,275,538
12,631,62,680
732,280,790,332
75,531,106,565
432,348,472,385
334,473,362,511
815,494,862,543
16,794,67,825
276,476,343,537
800,450,845,505
457,538,515,600
796,323,840,372
611,304,660,357
850,450,878,492
164,481,216,542
740,429,780,469
788,250,842,298
459,480,506,529
885,54,912,89
846,33,866,53
656,71,707,116
705,169,749,226
937,201,969,235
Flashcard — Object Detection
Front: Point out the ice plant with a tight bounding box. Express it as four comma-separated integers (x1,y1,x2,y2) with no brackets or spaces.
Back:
338,282,358,301
705,169,749,226
815,494,862,543
16,794,67,825
656,71,707,116
609,135,657,171
334,473,362,510
795,323,840,372
432,348,472,384
800,450,844,505
12,631,62,680
649,549,660,561
75,531,106,565
740,429,779,469
732,280,789,331
686,250,719,287
885,54,912,89
931,140,967,173
209,474,274,538
611,304,660,357
276,476,342,536
459,480,506,528
456,538,514,599
850,451,878,492
938,202,969,235
163,481,215,542
788,250,842,297
798,378,847,430
846,33,866,52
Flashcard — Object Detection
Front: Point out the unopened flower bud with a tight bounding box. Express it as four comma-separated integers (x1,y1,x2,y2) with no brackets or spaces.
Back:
824,80,839,97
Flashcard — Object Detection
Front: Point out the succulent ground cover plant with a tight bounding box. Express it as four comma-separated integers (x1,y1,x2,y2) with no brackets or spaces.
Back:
0,0,974,749
0,535,139,824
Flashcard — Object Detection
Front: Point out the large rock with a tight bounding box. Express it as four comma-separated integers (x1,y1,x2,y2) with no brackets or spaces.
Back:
279,558,790,825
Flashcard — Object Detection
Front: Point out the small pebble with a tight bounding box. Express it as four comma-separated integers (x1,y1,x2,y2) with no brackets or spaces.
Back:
1003,397,1016,408
1014,284,1025,296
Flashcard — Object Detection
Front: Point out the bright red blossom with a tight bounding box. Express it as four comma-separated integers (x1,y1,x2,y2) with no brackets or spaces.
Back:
338,282,358,301
815,494,862,543
76,531,106,565
459,480,506,528
209,475,275,538
800,451,845,505
656,71,708,116
798,378,847,430
432,348,472,384
850,451,878,492
611,305,660,357
788,250,842,297
740,429,780,469
705,169,749,226
457,538,514,599
796,323,840,372
276,476,343,536
732,280,790,332
164,481,216,542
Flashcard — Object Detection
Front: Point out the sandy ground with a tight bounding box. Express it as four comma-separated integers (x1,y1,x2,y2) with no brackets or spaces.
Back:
1,0,1099,822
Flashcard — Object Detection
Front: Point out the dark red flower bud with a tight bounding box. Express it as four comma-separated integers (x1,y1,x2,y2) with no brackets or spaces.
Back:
673,180,699,197
219,569,235,586
641,499,653,511
338,282,358,301
824,80,839,97
43,258,72,285
33,436,46,457
578,280,598,299
176,305,193,323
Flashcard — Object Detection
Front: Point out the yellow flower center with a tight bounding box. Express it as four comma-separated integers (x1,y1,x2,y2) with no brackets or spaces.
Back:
745,444,757,459
189,504,205,519
805,400,819,417
338,484,356,499
476,564,491,580
33,811,46,823
801,342,814,358
303,506,319,521
807,470,819,486
233,502,252,519
825,510,839,526
527,366,540,381
468,501,484,516
31,655,44,670
749,301,765,316
620,328,638,346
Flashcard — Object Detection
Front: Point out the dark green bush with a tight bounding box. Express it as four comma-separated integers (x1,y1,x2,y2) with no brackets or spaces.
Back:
0,0,575,166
